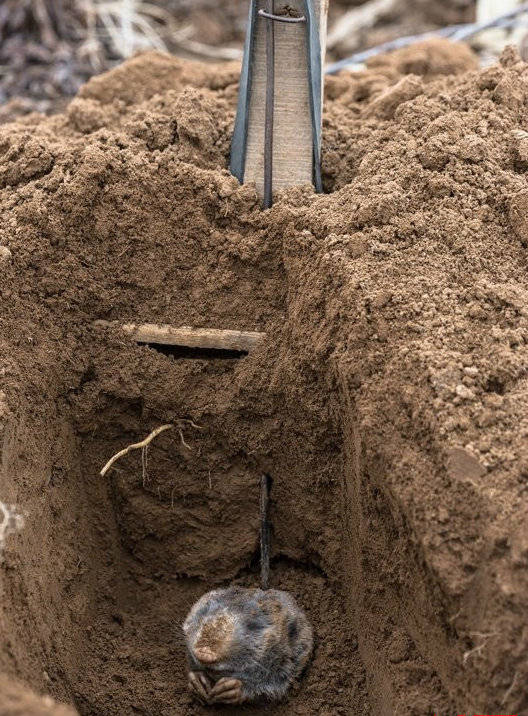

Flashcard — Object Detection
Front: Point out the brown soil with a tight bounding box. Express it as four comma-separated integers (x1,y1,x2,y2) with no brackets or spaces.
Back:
0,38,527,715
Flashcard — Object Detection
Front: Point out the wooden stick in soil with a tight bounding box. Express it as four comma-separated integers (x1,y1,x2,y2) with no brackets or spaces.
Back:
93,321,265,353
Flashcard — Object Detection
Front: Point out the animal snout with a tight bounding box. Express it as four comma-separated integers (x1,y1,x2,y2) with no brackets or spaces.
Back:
193,646,219,664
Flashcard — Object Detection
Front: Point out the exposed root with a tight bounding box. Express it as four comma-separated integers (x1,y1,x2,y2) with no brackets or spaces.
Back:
178,418,203,430
462,643,485,664
501,670,519,706
100,419,204,477
462,632,497,665
178,429,191,451
141,442,149,486
100,424,173,477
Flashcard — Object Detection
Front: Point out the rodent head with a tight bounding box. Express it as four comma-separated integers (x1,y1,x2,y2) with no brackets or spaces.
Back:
187,611,235,665
183,587,284,676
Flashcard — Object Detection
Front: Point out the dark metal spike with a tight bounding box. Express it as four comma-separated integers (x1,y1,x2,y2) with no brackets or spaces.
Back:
263,0,275,210
260,473,272,589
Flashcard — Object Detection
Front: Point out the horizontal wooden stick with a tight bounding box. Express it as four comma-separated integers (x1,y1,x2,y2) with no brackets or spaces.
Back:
94,321,265,352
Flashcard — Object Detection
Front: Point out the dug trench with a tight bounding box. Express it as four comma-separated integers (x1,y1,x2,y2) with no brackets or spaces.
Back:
0,336,371,716
1,39,528,716
0,299,449,716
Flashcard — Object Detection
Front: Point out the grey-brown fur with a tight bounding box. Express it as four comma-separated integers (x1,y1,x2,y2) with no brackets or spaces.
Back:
183,585,313,705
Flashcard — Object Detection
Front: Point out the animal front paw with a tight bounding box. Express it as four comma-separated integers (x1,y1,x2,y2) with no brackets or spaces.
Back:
188,670,212,703
208,677,244,705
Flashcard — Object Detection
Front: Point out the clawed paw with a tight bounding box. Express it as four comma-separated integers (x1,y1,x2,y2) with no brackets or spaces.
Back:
208,677,244,705
188,671,212,703
188,672,244,706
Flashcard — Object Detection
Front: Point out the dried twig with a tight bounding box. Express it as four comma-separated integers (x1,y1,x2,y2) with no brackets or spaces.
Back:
326,2,528,74
100,424,173,476
173,37,242,61
451,1,528,40
327,0,398,52
76,0,242,62
33,0,59,48
78,0,105,71
326,26,467,73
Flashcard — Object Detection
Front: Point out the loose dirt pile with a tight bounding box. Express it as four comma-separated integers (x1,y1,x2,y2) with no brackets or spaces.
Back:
0,38,527,715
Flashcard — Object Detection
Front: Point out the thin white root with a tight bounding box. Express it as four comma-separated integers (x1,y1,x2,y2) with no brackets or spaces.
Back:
178,429,191,451
141,443,149,486
0,501,25,562
462,632,497,665
179,418,204,430
100,424,173,476
462,643,485,664
502,670,519,706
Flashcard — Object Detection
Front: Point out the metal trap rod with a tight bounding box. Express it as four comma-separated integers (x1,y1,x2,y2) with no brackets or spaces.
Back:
263,0,275,209
260,473,272,589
